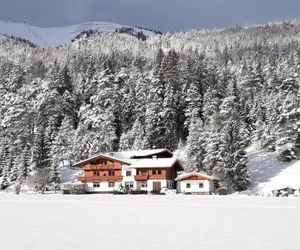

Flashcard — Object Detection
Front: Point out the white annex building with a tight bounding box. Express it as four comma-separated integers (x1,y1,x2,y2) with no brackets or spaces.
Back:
176,172,219,194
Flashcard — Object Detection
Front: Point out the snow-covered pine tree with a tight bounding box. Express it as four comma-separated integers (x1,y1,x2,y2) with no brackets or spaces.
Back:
186,116,206,172
144,50,165,149
9,153,19,182
50,160,61,192
215,90,250,192
51,116,74,165
1,167,10,190
17,145,31,182
275,92,300,161
0,142,9,177
159,49,180,150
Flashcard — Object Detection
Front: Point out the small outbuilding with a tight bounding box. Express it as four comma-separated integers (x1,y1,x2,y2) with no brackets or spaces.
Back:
272,187,298,197
176,172,219,195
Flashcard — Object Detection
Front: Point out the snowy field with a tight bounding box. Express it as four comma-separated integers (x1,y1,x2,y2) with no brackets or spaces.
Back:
0,194,300,250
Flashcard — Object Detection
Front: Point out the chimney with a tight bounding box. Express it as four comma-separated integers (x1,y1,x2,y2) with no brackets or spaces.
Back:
152,155,157,160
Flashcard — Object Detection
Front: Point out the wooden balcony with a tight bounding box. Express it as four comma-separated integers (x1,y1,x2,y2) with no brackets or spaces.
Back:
149,174,166,180
83,164,121,171
78,175,123,182
134,175,149,181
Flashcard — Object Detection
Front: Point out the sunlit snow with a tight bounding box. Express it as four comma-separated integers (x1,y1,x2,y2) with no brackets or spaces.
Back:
247,145,300,195
0,193,300,250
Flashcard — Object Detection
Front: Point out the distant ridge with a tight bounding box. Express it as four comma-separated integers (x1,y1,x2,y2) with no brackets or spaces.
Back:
0,21,157,47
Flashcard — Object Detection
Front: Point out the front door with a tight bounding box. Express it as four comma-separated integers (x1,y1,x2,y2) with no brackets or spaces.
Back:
153,181,161,192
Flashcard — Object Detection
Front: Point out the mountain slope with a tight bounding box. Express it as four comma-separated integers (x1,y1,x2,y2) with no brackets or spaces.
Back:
247,145,300,195
0,21,156,47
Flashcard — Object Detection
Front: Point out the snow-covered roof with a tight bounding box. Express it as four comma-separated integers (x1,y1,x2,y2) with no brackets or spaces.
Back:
73,154,132,167
175,172,218,181
272,186,298,192
129,157,182,169
73,149,176,168
106,148,173,159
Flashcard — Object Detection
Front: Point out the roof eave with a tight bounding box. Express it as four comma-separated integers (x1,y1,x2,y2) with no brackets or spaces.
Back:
73,154,131,167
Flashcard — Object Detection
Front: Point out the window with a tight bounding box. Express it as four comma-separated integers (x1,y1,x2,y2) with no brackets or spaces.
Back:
126,171,131,177
93,171,99,176
140,169,147,175
199,183,204,189
167,181,173,189
108,182,115,188
108,170,115,176
141,181,147,188
157,170,162,175
152,170,157,175
186,183,191,188
100,160,107,165
125,182,134,188
93,183,100,188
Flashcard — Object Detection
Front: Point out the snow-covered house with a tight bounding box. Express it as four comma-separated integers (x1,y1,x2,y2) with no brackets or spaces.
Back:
73,149,184,193
175,172,219,194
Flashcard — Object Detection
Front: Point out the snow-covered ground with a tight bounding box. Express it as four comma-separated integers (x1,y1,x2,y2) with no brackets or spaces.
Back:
0,21,156,47
247,145,300,195
0,193,299,250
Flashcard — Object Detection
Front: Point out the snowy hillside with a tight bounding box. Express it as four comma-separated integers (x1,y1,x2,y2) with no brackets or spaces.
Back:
0,21,156,47
247,145,300,195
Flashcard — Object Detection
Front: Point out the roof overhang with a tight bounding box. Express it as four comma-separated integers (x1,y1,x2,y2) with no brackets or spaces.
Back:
73,154,131,167
175,172,218,181
129,157,184,170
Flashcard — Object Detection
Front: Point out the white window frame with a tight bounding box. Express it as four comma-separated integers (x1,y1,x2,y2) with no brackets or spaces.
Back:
108,182,115,188
125,182,134,188
93,183,100,188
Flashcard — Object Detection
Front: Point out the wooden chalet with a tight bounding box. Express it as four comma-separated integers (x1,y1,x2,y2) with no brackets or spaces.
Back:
73,149,184,193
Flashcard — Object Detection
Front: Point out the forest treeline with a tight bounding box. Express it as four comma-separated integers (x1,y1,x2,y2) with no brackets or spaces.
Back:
0,20,299,192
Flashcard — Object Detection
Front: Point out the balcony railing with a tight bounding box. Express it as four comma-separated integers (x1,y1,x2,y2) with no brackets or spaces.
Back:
83,164,121,171
134,175,149,181
78,175,123,182
149,174,166,180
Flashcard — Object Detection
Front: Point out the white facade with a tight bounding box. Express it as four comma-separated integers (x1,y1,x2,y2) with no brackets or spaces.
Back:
87,181,122,193
177,179,214,194
87,166,175,193
121,165,137,189
175,172,218,194
88,178,174,193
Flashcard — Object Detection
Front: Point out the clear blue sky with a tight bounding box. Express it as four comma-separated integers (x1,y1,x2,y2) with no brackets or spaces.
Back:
0,0,299,32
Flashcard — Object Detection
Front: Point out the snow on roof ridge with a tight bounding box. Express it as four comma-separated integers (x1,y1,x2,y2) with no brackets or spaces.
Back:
73,148,174,167
103,148,173,160
129,156,181,169
175,172,218,181
73,153,132,166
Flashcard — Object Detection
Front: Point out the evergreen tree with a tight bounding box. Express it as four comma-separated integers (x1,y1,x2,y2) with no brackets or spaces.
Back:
186,116,206,172
18,145,31,182
216,95,250,192
1,167,10,190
